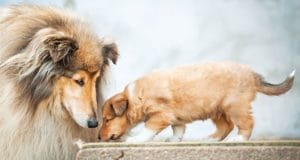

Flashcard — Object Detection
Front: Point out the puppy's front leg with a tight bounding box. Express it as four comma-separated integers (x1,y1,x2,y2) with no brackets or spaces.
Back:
166,125,186,142
126,126,157,143
126,113,170,143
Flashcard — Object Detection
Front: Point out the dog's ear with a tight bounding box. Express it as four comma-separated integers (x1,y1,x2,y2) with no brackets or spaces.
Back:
44,36,78,63
111,99,128,116
102,40,119,65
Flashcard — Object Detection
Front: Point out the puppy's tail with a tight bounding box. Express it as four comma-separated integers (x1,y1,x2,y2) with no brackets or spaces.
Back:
255,70,295,96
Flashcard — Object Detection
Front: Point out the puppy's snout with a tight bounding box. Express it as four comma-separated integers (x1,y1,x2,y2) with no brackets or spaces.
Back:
87,117,98,128
97,134,110,142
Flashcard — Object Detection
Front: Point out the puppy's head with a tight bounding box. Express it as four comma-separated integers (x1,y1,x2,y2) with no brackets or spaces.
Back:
99,93,132,141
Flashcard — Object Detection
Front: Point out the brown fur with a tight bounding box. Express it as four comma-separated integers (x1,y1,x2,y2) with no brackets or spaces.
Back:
0,5,118,160
99,61,294,141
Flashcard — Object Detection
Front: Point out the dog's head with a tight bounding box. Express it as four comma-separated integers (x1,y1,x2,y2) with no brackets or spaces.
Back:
44,34,118,128
1,30,118,129
99,92,133,141
0,5,120,128
55,69,101,128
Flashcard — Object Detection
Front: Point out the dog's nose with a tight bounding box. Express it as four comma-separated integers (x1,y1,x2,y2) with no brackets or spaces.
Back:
87,118,98,128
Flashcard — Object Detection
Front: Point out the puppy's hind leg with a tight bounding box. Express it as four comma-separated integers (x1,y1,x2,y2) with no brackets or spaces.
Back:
166,124,186,142
204,114,234,141
227,103,254,141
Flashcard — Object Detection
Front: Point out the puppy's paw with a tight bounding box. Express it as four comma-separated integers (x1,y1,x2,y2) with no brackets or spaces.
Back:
201,136,220,142
226,135,247,142
125,137,137,143
165,136,182,142
125,136,146,143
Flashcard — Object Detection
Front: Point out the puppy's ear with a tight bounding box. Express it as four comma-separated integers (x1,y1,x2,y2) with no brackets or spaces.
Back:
44,36,78,63
111,99,128,116
102,40,119,65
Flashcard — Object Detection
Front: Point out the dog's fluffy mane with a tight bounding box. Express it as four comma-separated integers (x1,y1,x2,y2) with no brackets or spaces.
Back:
0,4,117,160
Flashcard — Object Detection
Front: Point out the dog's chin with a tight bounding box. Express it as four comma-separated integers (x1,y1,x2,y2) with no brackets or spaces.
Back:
69,111,90,128
62,103,90,128
74,119,89,128
101,133,127,142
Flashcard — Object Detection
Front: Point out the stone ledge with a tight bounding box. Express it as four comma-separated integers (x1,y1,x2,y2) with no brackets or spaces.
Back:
76,140,300,160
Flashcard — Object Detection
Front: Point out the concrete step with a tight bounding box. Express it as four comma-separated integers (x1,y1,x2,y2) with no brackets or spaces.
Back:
76,140,300,160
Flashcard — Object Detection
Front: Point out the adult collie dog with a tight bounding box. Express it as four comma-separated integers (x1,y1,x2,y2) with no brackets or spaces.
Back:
0,5,118,160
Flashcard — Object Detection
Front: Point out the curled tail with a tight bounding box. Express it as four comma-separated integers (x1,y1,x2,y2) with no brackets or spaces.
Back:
255,70,295,96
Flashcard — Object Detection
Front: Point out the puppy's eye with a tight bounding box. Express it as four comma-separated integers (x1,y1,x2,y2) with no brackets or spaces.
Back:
74,79,84,86
104,117,113,123
103,118,110,123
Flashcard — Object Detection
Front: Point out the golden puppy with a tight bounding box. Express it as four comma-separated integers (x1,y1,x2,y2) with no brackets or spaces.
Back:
99,61,295,142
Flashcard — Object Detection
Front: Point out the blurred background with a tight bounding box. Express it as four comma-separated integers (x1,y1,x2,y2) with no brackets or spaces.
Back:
1,0,299,140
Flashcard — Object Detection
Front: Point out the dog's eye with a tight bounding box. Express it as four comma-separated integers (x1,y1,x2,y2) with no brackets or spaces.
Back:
74,79,84,86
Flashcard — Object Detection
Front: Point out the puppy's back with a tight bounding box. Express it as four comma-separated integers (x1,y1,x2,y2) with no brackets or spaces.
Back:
135,61,256,105
150,61,255,92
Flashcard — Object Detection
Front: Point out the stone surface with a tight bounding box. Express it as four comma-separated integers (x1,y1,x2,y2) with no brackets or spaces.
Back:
76,141,300,160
